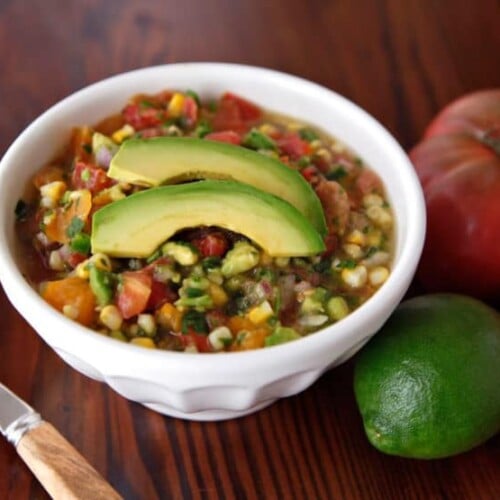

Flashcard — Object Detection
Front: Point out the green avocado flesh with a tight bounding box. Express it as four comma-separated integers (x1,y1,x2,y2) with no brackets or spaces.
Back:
107,137,327,236
91,180,326,258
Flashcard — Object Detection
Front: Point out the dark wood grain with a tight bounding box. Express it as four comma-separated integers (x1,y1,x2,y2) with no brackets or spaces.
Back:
1,1,499,499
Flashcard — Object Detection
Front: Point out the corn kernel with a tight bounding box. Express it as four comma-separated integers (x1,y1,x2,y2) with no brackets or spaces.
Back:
345,229,366,246
366,205,393,230
247,300,274,324
208,326,233,351
309,139,322,151
184,344,199,353
362,250,390,268
40,181,67,204
274,256,290,268
99,305,123,331
63,304,79,320
341,265,368,288
369,266,390,287
167,93,185,117
208,283,228,307
315,147,332,162
130,337,155,349
343,243,363,259
258,123,279,136
363,193,384,208
49,250,65,271
365,229,383,247
138,314,156,336
112,124,135,144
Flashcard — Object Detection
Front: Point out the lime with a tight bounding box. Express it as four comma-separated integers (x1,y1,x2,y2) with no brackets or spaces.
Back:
354,294,500,459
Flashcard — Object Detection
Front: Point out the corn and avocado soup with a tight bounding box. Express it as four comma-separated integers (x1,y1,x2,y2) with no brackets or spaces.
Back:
15,89,394,352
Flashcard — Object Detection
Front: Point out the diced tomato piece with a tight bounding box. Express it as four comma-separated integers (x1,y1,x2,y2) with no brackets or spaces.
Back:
33,165,65,189
44,189,92,244
212,92,261,132
192,232,228,257
183,96,198,126
72,162,113,195
146,280,177,311
65,251,88,269
178,331,212,353
123,103,164,130
204,130,242,145
206,310,229,330
356,169,383,196
222,93,262,121
277,132,311,160
301,165,321,185
116,271,152,319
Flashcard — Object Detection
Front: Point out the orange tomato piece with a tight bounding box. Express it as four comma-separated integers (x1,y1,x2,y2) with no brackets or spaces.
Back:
70,126,93,162
231,328,268,351
44,189,92,244
33,165,65,189
227,316,256,334
41,277,96,326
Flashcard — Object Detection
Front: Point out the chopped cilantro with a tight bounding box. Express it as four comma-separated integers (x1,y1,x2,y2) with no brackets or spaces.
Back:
185,287,205,298
202,256,221,271
354,157,364,166
336,259,357,269
194,120,212,138
299,128,319,142
66,217,85,238
181,310,208,334
208,100,217,112
297,155,311,167
140,100,155,108
364,246,378,258
313,259,331,273
326,166,347,181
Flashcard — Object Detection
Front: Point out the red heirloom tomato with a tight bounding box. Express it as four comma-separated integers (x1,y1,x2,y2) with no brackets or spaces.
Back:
410,89,500,302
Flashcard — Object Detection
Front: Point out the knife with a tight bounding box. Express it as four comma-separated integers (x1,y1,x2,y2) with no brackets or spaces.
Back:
0,382,122,499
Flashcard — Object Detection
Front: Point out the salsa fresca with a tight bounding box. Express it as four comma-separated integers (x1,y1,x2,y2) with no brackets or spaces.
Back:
15,89,394,352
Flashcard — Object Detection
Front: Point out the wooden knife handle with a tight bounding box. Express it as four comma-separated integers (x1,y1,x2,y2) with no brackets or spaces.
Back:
16,421,122,500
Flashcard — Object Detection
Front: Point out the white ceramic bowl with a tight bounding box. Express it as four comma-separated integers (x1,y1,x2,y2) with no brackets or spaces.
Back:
0,63,425,420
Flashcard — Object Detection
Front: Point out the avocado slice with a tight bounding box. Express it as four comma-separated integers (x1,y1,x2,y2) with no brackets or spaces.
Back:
107,137,327,236
91,180,325,258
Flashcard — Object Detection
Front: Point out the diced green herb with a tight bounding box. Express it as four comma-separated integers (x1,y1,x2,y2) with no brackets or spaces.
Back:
299,128,319,142
70,232,91,254
297,155,311,168
335,259,357,269
354,157,364,166
185,287,205,298
243,129,277,151
15,200,29,221
208,100,217,112
181,310,208,334
326,166,347,181
202,256,221,271
364,246,378,258
194,120,212,138
66,217,85,238
140,100,155,108
313,259,331,273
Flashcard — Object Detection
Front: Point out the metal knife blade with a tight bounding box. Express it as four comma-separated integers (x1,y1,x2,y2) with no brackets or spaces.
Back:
0,382,41,446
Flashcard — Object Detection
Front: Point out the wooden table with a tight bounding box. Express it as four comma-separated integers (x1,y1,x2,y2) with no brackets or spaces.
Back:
1,1,499,498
